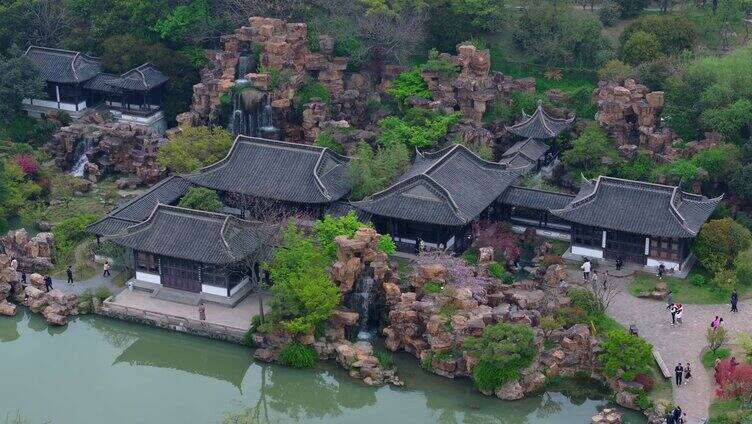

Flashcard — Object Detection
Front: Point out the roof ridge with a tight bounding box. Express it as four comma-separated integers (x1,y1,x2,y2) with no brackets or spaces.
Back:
219,215,237,260
508,185,575,197
599,175,678,192
359,173,465,222
422,175,466,222
109,176,188,216
312,149,333,201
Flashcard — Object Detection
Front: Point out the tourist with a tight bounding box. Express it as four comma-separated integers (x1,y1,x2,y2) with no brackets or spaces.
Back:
684,362,692,385
44,275,53,292
666,291,673,310
675,304,683,325
198,301,206,321
674,363,683,386
10,257,18,270
20,271,26,285
715,357,723,384
592,270,599,287
602,270,608,290
711,317,724,330
66,265,74,285
103,261,111,277
658,263,666,280
581,258,591,281
680,412,687,424
731,356,740,372
731,289,739,313
669,303,677,326
615,257,623,271
558,278,568,294
672,406,682,422
414,237,421,255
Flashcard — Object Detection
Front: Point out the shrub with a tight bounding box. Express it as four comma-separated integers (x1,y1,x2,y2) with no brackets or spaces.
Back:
463,323,537,391
463,250,478,266
708,327,730,354
177,187,222,212
554,306,588,328
278,342,317,368
157,126,233,173
487,261,505,280
635,390,653,410
387,68,431,104
694,218,752,273
251,314,262,328
377,109,461,149
633,373,655,392
561,124,619,178
52,214,98,264
737,332,752,363
568,288,600,316
5,115,54,145
598,1,621,27
622,31,662,66
616,153,656,181
94,287,112,301
293,81,332,111
424,281,443,294
374,349,394,369
598,59,633,84
599,329,653,381
378,234,396,255
315,130,344,154
313,211,365,259
712,270,738,291
691,274,707,287
258,66,290,91
12,154,38,175
347,142,410,200
620,15,697,56
422,48,459,77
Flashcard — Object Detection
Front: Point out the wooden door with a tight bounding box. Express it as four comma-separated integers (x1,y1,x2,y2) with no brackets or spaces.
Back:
161,256,201,293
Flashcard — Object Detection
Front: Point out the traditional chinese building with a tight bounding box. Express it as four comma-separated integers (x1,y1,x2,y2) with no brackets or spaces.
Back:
353,144,520,252
22,46,169,133
552,176,721,270
505,101,575,140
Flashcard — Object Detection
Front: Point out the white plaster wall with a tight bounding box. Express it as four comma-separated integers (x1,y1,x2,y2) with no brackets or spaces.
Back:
136,271,161,285
571,245,604,259
646,258,681,270
201,284,227,296
229,277,250,297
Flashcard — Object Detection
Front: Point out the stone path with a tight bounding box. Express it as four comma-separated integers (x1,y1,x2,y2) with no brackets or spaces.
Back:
603,272,751,422
44,265,121,296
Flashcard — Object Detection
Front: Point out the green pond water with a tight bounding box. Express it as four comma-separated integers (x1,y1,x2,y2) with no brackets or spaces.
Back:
0,309,646,424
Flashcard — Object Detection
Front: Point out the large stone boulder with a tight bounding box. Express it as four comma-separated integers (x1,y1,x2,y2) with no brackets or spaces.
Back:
495,380,525,400
0,299,16,316
592,408,623,424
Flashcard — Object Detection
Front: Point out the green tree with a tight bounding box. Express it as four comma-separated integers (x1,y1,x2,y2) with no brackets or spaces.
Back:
620,15,697,55
348,142,411,200
157,126,233,173
1,160,42,217
152,0,214,45
622,31,662,66
263,223,342,334
378,109,461,149
693,144,740,182
654,159,701,185
598,59,633,84
729,163,752,204
599,329,653,380
561,124,619,178
615,153,655,181
0,45,45,121
694,218,752,273
313,212,366,259
387,68,431,104
463,323,537,391
177,187,222,212
614,0,648,18
52,214,99,264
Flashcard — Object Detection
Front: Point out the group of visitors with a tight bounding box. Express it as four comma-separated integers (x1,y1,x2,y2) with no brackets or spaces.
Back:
665,405,687,424
580,258,610,289
668,301,684,326
714,356,741,385
711,315,724,330
674,362,692,386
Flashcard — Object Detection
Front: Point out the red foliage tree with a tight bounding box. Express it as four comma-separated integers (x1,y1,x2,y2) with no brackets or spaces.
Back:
471,220,522,264
717,360,752,403
12,154,38,175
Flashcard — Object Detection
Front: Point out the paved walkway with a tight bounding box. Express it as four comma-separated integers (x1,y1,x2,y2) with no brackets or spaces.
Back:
600,272,751,422
44,267,122,296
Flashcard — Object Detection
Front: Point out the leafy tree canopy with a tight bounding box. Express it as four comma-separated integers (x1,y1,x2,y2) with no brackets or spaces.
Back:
694,218,752,273
599,329,653,381
347,142,410,200
157,126,233,173
177,187,223,212
622,31,662,66
0,45,45,121
378,108,460,149
387,68,431,104
561,124,619,179
463,323,537,391
620,15,697,56
313,211,367,259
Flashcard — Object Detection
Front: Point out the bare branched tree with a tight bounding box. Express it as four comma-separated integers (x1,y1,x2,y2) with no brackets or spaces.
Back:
589,272,621,313
218,0,306,29
25,0,70,47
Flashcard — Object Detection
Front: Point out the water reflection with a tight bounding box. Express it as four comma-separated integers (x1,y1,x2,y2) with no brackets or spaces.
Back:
0,307,21,342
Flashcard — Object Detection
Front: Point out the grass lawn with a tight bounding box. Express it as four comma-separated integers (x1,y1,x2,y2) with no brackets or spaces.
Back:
708,398,752,424
701,348,732,369
628,268,741,305
546,239,570,257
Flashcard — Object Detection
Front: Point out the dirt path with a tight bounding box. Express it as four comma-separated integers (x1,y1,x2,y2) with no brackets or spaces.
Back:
603,273,749,422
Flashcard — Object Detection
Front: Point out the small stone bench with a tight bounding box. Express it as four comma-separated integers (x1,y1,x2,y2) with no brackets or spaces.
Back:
653,349,671,378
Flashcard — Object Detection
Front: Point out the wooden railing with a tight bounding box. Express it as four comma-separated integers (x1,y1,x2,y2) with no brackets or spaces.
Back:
102,300,246,336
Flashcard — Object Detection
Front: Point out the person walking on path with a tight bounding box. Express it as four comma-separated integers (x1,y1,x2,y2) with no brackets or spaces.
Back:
581,258,591,281
658,263,666,280
10,257,18,270
103,261,111,277
731,289,739,313
672,406,682,423
198,301,206,321
592,270,599,287
675,363,684,386
711,315,720,329
666,291,673,310
684,362,692,385
676,304,683,325
670,303,678,326
44,275,52,292
66,265,74,285
602,270,609,290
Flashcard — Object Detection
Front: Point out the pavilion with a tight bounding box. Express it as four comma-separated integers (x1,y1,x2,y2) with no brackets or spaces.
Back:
353,144,520,252
184,136,350,219
22,46,169,133
505,101,575,140
106,204,274,300
553,176,722,270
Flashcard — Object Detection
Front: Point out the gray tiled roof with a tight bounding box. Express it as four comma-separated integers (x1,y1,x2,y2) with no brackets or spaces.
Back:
501,138,550,161
186,136,350,204
24,46,102,83
87,176,193,237
109,205,273,264
501,186,574,211
353,145,521,226
551,176,722,237
84,63,168,93
326,201,372,222
506,103,574,139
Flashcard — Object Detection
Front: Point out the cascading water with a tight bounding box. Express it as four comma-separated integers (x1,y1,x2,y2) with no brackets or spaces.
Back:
70,138,91,177
256,95,278,139
351,275,377,341
226,52,279,139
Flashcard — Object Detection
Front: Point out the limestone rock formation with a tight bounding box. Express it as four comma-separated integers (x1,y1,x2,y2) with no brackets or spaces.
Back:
0,229,54,274
592,408,623,424
48,112,162,184
20,286,78,325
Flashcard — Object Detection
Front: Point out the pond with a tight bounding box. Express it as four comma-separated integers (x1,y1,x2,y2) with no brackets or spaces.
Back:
0,310,646,424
